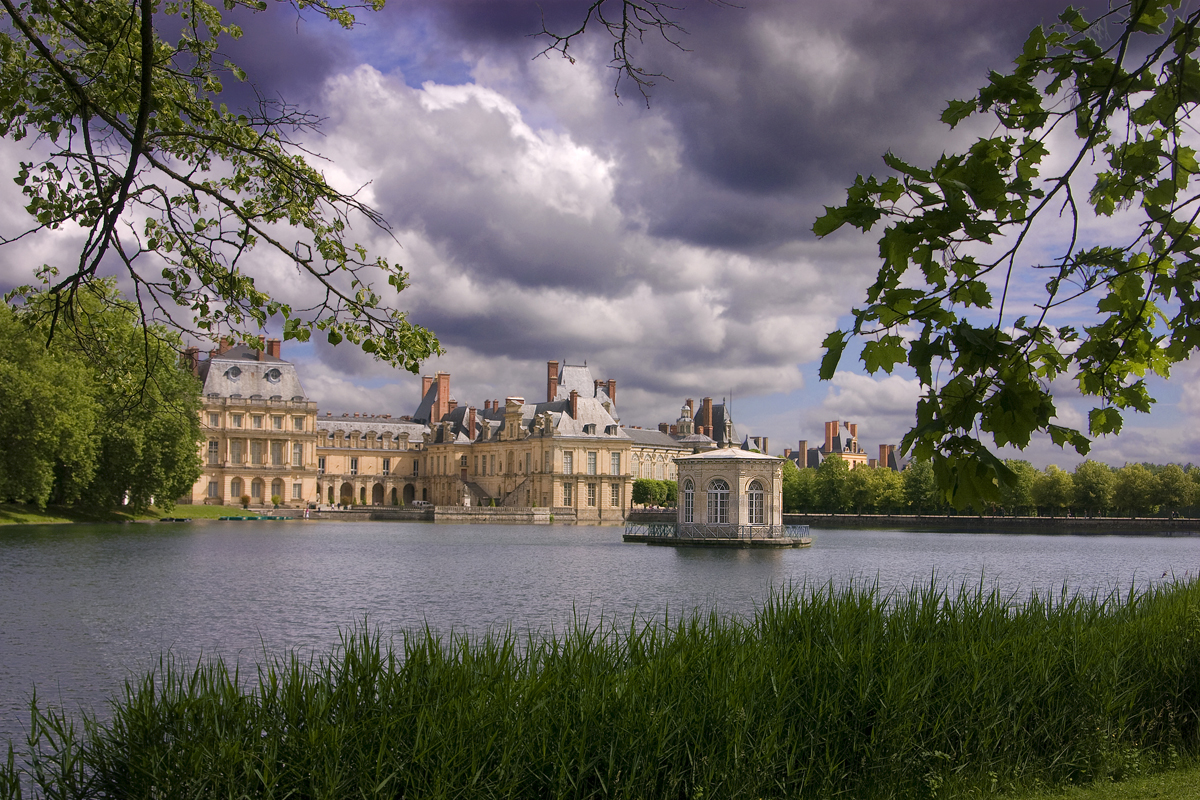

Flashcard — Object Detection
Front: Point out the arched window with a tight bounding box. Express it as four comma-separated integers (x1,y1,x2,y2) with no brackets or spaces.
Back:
251,478,264,500
230,477,243,500
271,478,283,500
683,479,694,523
708,479,729,525
748,480,765,525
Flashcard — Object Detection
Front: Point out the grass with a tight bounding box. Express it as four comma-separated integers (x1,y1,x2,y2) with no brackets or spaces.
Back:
0,502,265,526
1015,759,1200,799
3,578,1199,799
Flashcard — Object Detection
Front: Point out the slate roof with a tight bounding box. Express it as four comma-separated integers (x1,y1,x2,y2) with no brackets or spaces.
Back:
318,414,427,441
623,428,689,449
676,447,782,462
199,347,306,400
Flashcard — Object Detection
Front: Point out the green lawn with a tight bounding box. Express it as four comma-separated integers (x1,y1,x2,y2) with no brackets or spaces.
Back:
1018,762,1200,800
0,502,268,525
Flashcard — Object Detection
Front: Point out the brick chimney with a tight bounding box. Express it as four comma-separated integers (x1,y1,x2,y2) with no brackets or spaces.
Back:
824,421,839,452
606,379,616,405
422,375,433,399
700,397,713,431
468,407,476,440
547,360,559,402
182,347,200,376
798,440,807,458
484,400,491,411
659,423,670,434
256,347,264,361
848,423,858,452
784,448,792,458
219,336,233,354
763,436,769,455
448,398,458,413
569,389,579,419
266,338,281,358
435,372,451,422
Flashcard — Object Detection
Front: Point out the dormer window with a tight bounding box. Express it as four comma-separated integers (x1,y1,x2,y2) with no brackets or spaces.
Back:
266,368,282,383
583,423,596,434
224,366,241,381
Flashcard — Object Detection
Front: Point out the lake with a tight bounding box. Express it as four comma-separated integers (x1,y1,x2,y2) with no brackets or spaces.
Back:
2,520,1198,747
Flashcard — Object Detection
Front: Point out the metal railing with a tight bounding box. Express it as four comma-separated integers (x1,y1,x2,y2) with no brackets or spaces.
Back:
625,522,810,540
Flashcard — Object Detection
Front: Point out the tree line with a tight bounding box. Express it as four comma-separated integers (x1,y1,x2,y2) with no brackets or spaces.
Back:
0,282,202,513
783,456,1200,518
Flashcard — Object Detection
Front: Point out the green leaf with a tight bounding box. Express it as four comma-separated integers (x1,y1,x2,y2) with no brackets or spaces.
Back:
820,330,848,381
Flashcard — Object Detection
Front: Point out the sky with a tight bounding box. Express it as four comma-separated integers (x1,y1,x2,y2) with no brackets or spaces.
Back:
2,0,1197,468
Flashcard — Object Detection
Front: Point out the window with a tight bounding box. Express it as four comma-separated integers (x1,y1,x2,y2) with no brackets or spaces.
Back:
292,483,302,500
490,454,496,474
610,482,620,507
207,413,220,428
748,480,765,525
207,440,219,466
563,482,573,506
611,452,620,475
272,416,283,430
231,440,244,464
207,481,219,498
251,440,264,465
525,452,531,473
232,414,243,428
587,483,596,506
544,451,551,473
292,443,303,467
271,478,283,499
474,455,479,475
317,456,326,474
270,441,284,466
265,368,282,383
507,451,514,474
563,451,573,475
350,457,358,476
382,458,391,476
230,477,243,498
587,451,597,475
252,415,263,429
293,416,304,431
708,479,729,525
251,479,264,500
413,458,419,477
683,480,694,523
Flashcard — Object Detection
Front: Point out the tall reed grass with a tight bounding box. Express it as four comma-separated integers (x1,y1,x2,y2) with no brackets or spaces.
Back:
4,578,1199,799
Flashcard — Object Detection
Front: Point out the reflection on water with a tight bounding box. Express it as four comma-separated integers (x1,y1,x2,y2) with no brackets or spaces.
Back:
1,520,1197,745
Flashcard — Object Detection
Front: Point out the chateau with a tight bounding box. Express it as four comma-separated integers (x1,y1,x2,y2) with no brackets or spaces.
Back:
183,342,733,520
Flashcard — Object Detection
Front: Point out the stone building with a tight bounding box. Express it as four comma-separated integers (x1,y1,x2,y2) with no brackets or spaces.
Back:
315,413,426,506
675,448,785,536
413,361,633,523
183,339,319,506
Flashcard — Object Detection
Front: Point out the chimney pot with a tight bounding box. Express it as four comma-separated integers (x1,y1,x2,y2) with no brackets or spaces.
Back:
267,338,281,358
569,389,579,419
547,360,559,402
607,379,616,406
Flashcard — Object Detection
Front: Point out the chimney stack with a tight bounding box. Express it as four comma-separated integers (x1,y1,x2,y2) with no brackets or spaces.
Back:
607,379,616,405
266,338,281,358
219,336,233,354
700,397,713,431
484,400,491,411
569,389,579,419
448,398,458,413
182,347,200,376
421,375,433,398
659,423,670,434
763,436,769,456
784,448,792,458
547,360,559,402
468,407,476,440
824,421,839,453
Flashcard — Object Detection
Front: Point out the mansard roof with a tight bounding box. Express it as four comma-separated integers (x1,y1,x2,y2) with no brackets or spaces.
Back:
623,428,689,449
318,413,426,440
199,346,306,400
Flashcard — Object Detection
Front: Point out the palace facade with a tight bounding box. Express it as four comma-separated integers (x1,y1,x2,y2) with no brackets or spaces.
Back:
183,346,733,519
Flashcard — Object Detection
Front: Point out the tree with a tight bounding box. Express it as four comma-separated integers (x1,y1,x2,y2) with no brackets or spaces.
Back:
632,478,665,507
998,459,1037,516
815,1,1200,510
661,479,678,507
781,459,815,513
814,455,851,513
902,459,944,514
1073,460,1115,516
1114,463,1159,516
1,0,440,370
1155,464,1194,513
3,281,203,512
1032,465,1074,517
845,466,874,513
872,467,907,514
0,305,98,507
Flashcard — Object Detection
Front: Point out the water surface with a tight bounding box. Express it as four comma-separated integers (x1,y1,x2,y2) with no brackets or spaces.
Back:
2,520,1197,746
